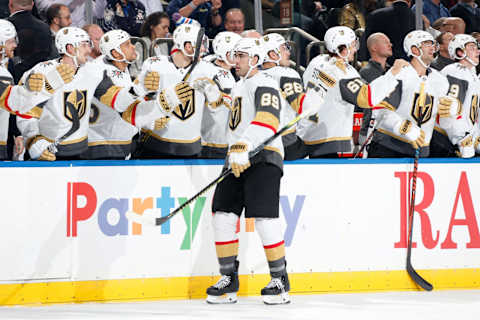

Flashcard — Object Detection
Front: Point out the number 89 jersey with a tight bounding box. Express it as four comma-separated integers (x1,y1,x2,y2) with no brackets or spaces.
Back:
228,72,284,170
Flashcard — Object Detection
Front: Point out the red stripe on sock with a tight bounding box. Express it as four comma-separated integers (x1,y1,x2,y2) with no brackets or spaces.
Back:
264,240,284,249
215,239,239,245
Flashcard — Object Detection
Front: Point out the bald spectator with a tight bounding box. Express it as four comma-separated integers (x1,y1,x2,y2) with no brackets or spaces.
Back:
430,32,455,70
8,0,57,82
224,8,244,34
358,33,392,142
450,0,480,34
83,24,104,60
46,4,72,36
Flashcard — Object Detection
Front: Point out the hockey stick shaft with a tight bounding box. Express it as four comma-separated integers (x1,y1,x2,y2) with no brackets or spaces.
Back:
182,27,205,82
152,112,309,226
353,118,376,159
406,82,433,291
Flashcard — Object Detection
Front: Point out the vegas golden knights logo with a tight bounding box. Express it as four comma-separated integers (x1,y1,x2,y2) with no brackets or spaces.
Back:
64,90,87,121
229,97,242,130
470,95,479,125
90,104,99,124
172,87,195,121
410,92,433,125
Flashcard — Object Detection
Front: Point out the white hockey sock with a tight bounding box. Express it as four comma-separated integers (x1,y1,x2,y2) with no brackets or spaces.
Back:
213,211,239,275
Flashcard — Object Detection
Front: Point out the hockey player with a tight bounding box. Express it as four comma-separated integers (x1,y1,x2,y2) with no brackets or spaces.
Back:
300,26,407,158
0,19,53,159
133,24,226,158
205,37,316,305
261,33,307,160
0,19,58,120
199,31,240,158
18,27,167,161
0,19,19,160
84,29,169,159
430,34,479,158
368,30,458,158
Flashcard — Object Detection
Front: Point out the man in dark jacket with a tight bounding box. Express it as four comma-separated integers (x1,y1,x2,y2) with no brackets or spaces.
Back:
360,0,416,64
449,0,480,34
7,0,57,82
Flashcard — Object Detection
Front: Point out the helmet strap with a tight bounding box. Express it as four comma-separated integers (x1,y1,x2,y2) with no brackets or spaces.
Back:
413,48,430,69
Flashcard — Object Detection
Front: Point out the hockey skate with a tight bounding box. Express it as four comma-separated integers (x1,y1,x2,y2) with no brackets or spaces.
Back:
206,262,239,304
261,271,290,305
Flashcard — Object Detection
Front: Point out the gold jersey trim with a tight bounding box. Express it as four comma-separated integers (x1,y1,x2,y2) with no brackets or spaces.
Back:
303,136,351,145
88,140,132,147
45,135,87,145
146,131,201,144
201,142,228,148
377,128,430,147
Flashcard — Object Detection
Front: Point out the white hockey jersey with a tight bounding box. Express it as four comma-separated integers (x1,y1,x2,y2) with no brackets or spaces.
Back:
0,64,13,159
262,66,303,149
85,57,138,159
228,71,284,170
430,63,480,155
17,59,138,158
134,56,218,156
372,65,450,157
300,54,399,156
200,63,235,158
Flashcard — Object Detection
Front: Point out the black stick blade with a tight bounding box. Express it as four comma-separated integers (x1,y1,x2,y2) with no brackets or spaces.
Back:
407,263,433,291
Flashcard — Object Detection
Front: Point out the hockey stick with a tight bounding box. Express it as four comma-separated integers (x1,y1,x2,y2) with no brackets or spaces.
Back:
47,97,81,154
406,82,433,291
126,111,312,226
182,27,205,82
353,118,376,159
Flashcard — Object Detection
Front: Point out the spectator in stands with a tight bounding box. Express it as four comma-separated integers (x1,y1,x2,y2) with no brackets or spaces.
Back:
8,0,57,82
138,0,164,15
450,0,480,34
167,0,222,37
139,11,170,56
360,0,416,63
430,31,454,70
83,24,104,60
359,32,392,144
412,0,450,25
100,0,146,37
36,0,107,28
46,4,72,36
224,8,244,35
130,11,170,77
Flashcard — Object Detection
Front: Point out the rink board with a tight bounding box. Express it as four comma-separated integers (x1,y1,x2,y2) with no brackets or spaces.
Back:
0,159,479,305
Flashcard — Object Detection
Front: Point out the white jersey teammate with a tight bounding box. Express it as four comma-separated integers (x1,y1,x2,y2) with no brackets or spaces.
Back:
300,26,405,158
430,34,479,158
368,30,458,158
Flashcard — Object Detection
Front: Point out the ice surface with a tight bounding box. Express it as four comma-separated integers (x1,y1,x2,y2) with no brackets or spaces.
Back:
1,290,479,320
